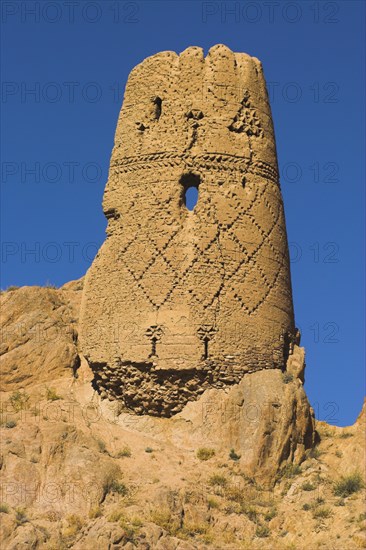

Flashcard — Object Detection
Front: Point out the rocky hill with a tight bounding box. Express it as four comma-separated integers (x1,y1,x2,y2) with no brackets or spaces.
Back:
0,281,364,549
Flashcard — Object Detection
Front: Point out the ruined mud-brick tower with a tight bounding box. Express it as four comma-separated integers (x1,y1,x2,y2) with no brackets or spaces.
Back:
80,45,297,416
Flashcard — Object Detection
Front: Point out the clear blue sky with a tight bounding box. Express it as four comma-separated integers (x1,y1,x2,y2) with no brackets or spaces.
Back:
1,1,365,425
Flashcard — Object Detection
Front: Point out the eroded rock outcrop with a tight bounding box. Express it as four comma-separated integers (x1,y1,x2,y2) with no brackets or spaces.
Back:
0,284,364,549
115,345,316,482
0,280,82,391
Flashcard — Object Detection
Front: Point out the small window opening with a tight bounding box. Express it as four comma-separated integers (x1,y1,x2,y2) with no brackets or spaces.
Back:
180,173,200,211
151,337,158,357
185,187,199,210
153,96,162,120
203,336,209,360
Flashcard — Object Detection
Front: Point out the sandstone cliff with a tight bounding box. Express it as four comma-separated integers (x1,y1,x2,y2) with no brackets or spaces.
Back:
0,283,364,549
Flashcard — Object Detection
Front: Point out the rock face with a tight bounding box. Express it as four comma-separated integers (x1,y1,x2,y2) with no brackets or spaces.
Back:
175,348,315,480
80,44,297,416
115,345,316,481
0,280,82,391
0,283,364,549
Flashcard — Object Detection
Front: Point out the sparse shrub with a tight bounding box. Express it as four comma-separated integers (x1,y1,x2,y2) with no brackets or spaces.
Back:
45,387,61,401
123,525,138,542
264,508,277,521
357,516,366,532
280,480,292,496
319,428,334,438
196,447,215,461
117,446,131,458
335,450,343,458
44,511,58,522
277,462,302,479
102,466,126,499
223,501,241,515
201,532,214,544
229,448,241,461
97,439,106,453
145,447,154,453
5,420,17,429
244,505,258,522
0,503,9,513
256,524,270,538
119,515,141,541
45,281,57,289
207,497,220,509
225,497,258,520
15,507,28,525
339,432,353,439
225,485,243,502
182,520,208,536
208,474,228,488
106,480,128,496
150,509,179,535
10,390,30,412
240,473,258,487
335,498,345,507
302,481,316,491
333,472,364,497
89,505,102,519
282,372,294,384
315,496,325,505
222,529,237,544
6,286,19,292
30,456,39,463
256,496,274,508
108,509,124,522
63,514,84,537
131,516,143,527
308,446,322,459
302,503,311,511
109,511,141,543
312,506,332,519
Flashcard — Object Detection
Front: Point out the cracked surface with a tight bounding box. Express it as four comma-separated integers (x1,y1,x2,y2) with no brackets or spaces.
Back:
80,45,296,416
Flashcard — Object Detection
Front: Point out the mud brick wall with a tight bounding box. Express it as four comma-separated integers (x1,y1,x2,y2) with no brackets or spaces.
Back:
80,45,296,416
